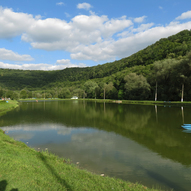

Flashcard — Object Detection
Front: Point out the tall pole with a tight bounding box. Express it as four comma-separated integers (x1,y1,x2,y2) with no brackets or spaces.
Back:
181,83,184,102
155,81,157,101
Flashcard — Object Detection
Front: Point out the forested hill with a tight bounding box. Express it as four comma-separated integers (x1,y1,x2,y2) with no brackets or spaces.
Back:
55,29,191,81
1,29,191,101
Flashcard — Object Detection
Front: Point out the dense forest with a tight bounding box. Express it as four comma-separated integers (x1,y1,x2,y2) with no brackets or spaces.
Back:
1,29,191,101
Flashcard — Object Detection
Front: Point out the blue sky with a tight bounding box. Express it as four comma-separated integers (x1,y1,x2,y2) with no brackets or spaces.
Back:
0,0,191,70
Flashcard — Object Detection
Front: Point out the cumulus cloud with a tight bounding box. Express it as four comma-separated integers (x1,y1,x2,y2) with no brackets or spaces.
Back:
0,48,34,61
134,16,147,23
77,3,92,10
1,6,191,65
56,2,65,6
56,59,86,68
71,21,191,61
0,7,34,39
0,60,86,70
132,23,154,33
176,10,191,20
19,14,132,56
56,59,71,65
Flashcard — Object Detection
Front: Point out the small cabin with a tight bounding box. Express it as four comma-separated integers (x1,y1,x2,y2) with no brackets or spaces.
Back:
71,96,78,99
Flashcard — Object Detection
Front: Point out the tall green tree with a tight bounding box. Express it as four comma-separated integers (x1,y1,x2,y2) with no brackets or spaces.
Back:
73,88,84,98
84,81,98,98
58,88,71,99
102,82,117,99
20,89,28,99
152,58,179,101
124,73,150,100
0,88,4,98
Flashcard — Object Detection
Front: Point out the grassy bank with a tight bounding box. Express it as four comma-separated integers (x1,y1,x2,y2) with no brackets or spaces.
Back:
0,100,19,117
0,129,161,191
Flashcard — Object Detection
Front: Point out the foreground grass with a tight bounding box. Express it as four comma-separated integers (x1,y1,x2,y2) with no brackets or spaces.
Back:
0,129,162,191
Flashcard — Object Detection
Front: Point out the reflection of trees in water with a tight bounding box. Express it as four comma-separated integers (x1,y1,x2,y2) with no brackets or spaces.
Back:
137,106,191,166
122,106,151,131
0,101,152,134
2,101,191,166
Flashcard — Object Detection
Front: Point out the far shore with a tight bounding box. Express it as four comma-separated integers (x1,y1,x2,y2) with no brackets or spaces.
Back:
18,98,191,107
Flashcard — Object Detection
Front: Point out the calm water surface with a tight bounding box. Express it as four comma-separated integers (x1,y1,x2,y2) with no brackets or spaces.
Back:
1,100,191,191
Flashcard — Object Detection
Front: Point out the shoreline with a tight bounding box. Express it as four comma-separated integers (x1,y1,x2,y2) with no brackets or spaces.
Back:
0,100,19,116
0,99,165,190
19,98,191,107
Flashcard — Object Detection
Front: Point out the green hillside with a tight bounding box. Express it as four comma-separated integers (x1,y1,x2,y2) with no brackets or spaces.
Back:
1,30,191,101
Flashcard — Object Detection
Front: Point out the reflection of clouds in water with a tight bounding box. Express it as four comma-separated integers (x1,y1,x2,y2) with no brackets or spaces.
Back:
57,128,72,135
8,122,191,190
1,123,73,132
1,124,90,133
68,130,191,189
1,123,59,131
8,132,34,141
57,126,93,135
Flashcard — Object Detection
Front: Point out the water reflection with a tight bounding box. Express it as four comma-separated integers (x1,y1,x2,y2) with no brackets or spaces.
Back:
155,105,158,123
181,106,185,125
1,100,191,191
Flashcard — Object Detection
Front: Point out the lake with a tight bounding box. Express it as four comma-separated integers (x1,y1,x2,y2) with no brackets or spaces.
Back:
1,100,191,191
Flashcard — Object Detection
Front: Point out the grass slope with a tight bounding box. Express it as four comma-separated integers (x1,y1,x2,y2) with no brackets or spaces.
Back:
0,100,19,117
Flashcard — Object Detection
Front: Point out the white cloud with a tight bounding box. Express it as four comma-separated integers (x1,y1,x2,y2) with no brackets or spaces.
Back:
0,48,34,61
77,3,92,10
176,10,191,20
56,2,65,6
132,23,154,33
20,14,132,54
0,7,34,39
0,60,86,70
56,59,71,65
1,6,191,66
159,6,163,10
55,59,86,68
22,18,72,43
65,12,71,18
71,21,191,61
134,16,147,23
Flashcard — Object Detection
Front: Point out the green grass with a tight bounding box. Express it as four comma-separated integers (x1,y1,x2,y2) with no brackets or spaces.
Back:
0,129,162,191
0,100,19,117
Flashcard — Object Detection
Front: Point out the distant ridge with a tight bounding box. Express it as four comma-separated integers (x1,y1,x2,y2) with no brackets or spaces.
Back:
0,29,191,90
